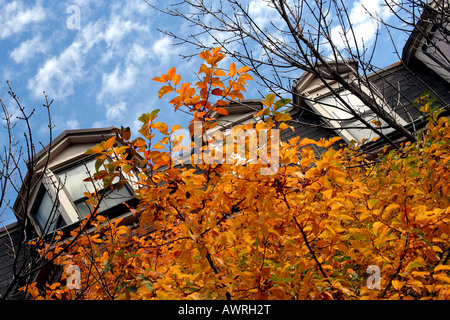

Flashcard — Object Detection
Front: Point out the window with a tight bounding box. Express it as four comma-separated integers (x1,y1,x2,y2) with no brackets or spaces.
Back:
315,89,402,144
32,187,66,233
56,158,133,218
425,26,450,69
414,23,450,83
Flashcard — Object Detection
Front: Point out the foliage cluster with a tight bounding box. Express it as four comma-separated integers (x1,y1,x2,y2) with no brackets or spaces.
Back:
23,49,450,300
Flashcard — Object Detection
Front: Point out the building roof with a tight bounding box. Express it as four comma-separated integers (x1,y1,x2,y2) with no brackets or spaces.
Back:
30,127,117,171
13,127,118,223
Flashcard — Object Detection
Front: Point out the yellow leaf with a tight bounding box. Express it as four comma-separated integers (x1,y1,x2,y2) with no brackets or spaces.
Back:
153,122,169,135
385,203,400,212
323,189,333,201
237,66,251,74
279,122,292,132
372,221,383,235
229,62,237,77
104,136,116,150
368,199,378,210
434,265,450,272
158,85,173,99
433,273,450,284
391,280,405,290
215,107,229,115
171,124,183,132
407,279,424,288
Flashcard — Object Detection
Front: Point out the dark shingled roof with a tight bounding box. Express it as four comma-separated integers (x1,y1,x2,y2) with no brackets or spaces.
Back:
0,223,26,299
368,59,450,124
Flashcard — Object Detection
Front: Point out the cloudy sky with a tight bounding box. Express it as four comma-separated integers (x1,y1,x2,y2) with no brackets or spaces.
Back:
0,0,407,224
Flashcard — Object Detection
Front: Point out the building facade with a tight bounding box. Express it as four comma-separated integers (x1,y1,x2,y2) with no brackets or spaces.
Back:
0,1,448,299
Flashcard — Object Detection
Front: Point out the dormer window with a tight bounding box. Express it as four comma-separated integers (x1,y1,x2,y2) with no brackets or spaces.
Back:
30,156,133,235
56,158,133,218
315,89,401,144
32,187,66,233
294,61,407,145
424,25,450,69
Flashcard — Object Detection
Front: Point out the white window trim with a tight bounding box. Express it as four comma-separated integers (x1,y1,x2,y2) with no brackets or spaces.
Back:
415,22,450,83
304,81,407,144
43,169,80,225
30,158,136,235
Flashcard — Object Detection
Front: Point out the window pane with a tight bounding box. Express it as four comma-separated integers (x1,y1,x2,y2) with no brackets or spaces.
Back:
58,159,99,201
58,158,132,217
426,28,450,68
75,186,133,218
34,190,66,232
319,90,396,143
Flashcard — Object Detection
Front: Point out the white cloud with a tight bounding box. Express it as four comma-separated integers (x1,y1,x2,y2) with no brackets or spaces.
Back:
128,43,149,65
28,4,153,101
106,101,127,121
152,36,177,63
10,34,48,63
330,0,394,51
248,0,278,29
28,41,85,100
65,119,80,129
0,1,46,39
97,64,139,102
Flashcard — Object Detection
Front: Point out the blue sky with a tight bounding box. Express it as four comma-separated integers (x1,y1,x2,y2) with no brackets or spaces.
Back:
0,0,409,225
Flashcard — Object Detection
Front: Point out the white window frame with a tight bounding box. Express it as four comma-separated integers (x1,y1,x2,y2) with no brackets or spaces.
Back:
415,22,450,83
29,158,134,236
304,81,407,144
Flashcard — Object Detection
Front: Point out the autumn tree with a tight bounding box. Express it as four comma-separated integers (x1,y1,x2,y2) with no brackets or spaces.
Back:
0,82,116,300
149,0,450,148
22,48,450,300
0,82,59,299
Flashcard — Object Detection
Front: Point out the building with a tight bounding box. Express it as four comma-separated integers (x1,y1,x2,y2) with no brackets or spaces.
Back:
0,127,139,299
0,1,448,299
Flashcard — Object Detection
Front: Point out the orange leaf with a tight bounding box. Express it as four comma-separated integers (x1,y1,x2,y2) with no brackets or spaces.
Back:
211,88,223,96
216,99,227,106
238,66,251,74
212,47,222,56
199,50,209,60
215,107,229,115
104,136,116,150
158,85,173,99
298,137,318,147
214,69,227,77
153,143,166,150
153,74,169,83
167,67,176,81
229,63,237,77
323,136,342,148
238,73,254,82
173,74,181,86
229,90,244,100
171,124,183,132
